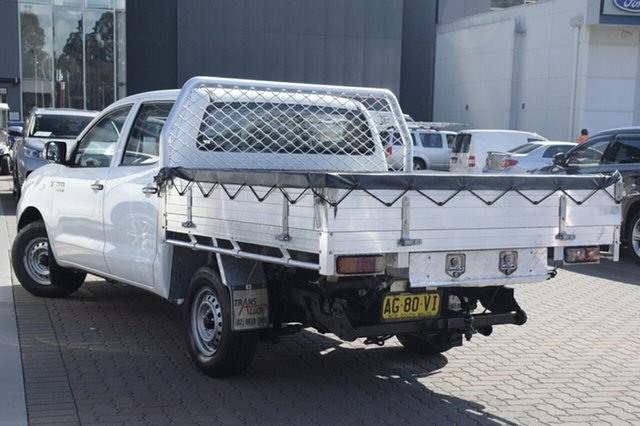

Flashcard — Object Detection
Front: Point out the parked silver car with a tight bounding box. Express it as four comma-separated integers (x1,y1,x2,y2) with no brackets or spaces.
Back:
383,123,452,171
12,108,97,197
482,141,576,174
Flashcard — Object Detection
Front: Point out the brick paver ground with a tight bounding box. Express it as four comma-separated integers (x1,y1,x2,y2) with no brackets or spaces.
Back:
3,175,640,425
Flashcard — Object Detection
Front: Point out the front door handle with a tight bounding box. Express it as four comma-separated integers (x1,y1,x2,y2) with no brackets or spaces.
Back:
142,186,158,195
91,183,104,191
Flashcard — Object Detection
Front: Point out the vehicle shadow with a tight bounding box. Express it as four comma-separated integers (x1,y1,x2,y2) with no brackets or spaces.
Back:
561,253,640,287
14,281,518,425
249,331,518,425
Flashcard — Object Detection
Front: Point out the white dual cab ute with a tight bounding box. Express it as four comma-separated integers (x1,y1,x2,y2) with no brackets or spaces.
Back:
13,77,621,377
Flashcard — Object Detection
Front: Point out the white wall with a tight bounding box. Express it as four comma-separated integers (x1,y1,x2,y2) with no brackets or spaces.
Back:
433,0,634,140
434,19,516,129
580,26,640,135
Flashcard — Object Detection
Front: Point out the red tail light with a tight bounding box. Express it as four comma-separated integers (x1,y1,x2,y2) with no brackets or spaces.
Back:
386,146,392,155
501,159,519,168
337,256,385,274
564,246,600,264
468,156,476,167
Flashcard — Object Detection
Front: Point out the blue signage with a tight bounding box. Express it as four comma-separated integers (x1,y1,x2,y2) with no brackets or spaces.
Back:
614,0,640,13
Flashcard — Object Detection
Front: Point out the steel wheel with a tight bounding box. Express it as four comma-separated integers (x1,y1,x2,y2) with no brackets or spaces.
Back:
23,237,51,286
12,220,85,297
183,267,259,377
628,211,640,264
191,287,223,357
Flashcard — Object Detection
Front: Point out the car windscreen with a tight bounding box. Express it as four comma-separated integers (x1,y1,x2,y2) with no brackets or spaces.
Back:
452,133,471,154
509,143,540,154
30,114,94,138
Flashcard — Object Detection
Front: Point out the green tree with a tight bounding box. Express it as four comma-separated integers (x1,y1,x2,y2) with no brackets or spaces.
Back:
85,11,114,110
20,12,51,81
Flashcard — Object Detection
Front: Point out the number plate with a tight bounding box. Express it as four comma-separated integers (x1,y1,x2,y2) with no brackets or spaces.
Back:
381,292,441,321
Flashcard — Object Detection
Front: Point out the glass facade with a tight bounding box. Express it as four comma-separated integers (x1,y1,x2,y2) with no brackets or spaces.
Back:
19,0,125,113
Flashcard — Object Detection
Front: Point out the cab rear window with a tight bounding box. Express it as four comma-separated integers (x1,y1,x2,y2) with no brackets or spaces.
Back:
452,133,471,153
197,102,374,155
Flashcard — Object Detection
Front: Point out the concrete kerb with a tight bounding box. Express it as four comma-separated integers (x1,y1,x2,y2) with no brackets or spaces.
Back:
0,176,27,426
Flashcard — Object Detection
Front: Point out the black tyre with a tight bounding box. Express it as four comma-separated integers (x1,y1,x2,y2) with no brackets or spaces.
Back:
183,267,259,377
627,211,640,264
0,156,10,175
397,332,453,355
413,158,427,171
11,220,86,297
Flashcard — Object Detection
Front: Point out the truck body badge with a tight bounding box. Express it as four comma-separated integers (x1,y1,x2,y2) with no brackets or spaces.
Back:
51,181,65,192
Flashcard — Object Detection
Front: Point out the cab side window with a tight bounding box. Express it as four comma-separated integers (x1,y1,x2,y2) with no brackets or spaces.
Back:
122,102,173,166
446,134,455,148
543,145,571,158
419,133,443,148
565,137,611,167
602,135,640,164
73,106,132,168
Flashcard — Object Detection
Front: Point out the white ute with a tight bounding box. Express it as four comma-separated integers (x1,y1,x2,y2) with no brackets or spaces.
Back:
13,77,622,377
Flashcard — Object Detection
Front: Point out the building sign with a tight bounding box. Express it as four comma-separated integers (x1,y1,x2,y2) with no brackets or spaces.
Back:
603,0,640,16
614,0,640,12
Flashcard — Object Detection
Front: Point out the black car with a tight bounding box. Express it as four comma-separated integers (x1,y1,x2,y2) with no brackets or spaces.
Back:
537,127,640,263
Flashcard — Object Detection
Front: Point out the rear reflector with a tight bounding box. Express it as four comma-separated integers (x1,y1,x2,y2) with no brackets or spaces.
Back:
564,246,600,263
337,255,384,274
501,159,519,168
468,156,476,167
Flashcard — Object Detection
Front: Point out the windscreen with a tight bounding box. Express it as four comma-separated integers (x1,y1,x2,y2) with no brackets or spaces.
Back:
452,133,471,154
509,143,540,154
30,114,94,139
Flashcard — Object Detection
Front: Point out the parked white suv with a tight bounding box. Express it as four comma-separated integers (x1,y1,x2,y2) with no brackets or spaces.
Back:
384,123,453,171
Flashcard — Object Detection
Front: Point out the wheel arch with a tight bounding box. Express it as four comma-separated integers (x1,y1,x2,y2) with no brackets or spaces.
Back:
168,243,268,303
17,207,44,231
413,156,430,169
168,245,215,302
622,197,640,242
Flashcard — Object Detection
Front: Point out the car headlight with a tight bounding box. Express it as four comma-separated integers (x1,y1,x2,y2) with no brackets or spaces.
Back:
0,147,5,155
23,146,43,159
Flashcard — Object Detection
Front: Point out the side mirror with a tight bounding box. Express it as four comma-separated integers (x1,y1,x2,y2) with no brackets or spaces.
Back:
552,152,566,166
8,126,23,137
44,141,67,164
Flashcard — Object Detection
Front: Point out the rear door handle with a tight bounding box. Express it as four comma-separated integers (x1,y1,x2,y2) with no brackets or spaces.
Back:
91,183,104,191
142,186,158,195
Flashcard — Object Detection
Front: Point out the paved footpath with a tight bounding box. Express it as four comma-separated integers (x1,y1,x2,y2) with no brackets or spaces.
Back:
1,174,640,425
0,176,26,426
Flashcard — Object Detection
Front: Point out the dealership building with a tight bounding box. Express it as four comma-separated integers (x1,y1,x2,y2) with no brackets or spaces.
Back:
1,0,640,140
436,0,640,140
0,0,438,121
